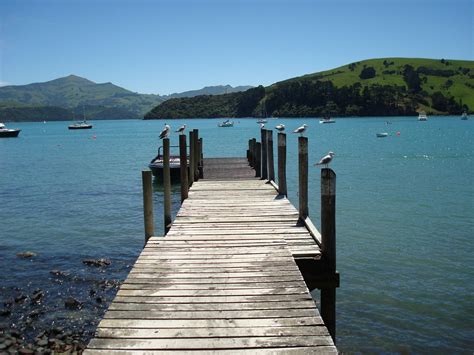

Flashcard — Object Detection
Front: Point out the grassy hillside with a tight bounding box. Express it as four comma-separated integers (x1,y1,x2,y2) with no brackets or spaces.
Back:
0,76,253,122
276,58,474,111
146,57,474,119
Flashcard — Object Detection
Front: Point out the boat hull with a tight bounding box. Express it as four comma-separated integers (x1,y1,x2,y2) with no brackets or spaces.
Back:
68,125,93,130
0,129,21,138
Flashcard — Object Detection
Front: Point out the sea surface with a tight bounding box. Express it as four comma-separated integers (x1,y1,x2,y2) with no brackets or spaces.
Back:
0,117,473,352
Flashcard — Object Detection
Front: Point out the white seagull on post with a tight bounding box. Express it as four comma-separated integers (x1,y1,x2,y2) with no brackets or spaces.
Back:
293,124,308,136
260,123,265,129
275,124,285,132
314,151,335,168
176,124,186,134
159,124,171,139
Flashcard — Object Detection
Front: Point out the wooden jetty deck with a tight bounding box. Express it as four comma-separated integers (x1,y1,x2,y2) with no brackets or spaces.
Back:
86,132,338,354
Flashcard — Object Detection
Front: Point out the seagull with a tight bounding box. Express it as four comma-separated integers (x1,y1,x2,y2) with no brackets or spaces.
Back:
275,124,285,131
293,124,308,136
159,124,171,139
314,151,335,168
260,123,265,129
175,124,186,134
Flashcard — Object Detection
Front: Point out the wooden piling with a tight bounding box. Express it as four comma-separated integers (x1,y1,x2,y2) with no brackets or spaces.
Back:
277,132,287,196
198,137,203,179
255,142,261,178
163,138,172,234
188,131,195,187
298,136,308,219
193,129,200,181
141,170,154,245
179,134,189,203
248,139,253,167
251,138,256,168
320,168,337,342
261,129,268,180
267,130,275,182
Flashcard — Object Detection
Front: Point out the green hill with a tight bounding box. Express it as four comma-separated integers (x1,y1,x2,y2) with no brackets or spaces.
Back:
0,76,252,122
145,57,474,119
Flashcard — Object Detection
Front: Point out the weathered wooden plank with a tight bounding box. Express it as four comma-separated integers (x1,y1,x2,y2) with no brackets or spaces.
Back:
87,335,334,350
108,300,317,311
84,347,338,354
94,325,330,338
95,316,324,329
112,294,314,304
120,282,305,290
116,287,309,297
103,308,319,320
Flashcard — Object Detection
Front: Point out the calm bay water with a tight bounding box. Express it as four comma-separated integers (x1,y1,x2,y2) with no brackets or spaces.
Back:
1,117,473,352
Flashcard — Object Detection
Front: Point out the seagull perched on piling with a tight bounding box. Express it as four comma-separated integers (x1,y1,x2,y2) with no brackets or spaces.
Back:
275,124,285,132
260,123,265,129
314,151,335,168
293,124,308,136
159,124,171,139
176,124,187,134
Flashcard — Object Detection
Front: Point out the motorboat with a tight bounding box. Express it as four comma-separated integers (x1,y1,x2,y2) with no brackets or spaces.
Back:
418,111,428,121
376,132,388,138
218,119,234,127
148,145,189,181
256,118,267,124
319,117,336,124
461,111,468,120
0,122,21,137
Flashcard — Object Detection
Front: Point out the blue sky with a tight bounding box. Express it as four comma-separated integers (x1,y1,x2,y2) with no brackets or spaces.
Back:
0,0,472,94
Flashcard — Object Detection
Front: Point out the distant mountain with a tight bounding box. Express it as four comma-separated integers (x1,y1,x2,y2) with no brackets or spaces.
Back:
0,76,252,122
145,57,474,119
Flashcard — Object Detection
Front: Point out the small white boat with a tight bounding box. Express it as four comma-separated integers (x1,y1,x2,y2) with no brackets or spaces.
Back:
218,119,234,127
0,122,21,138
319,117,336,124
376,132,388,138
256,118,267,124
418,111,428,121
461,111,468,120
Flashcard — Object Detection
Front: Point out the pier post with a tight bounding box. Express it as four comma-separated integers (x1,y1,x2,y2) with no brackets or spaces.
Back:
141,170,154,245
251,138,256,168
248,139,253,167
321,168,337,342
179,134,189,203
261,129,268,180
193,129,200,181
188,131,195,187
255,142,261,178
298,136,308,219
267,130,275,182
198,137,203,179
277,132,287,196
163,138,172,234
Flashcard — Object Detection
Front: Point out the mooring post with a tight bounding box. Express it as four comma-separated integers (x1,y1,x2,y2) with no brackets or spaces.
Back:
261,129,268,180
141,170,154,245
179,134,189,203
248,139,253,166
267,129,275,182
321,168,337,342
298,136,308,219
188,130,195,187
251,138,256,168
255,142,261,178
198,137,203,179
163,138,172,234
193,129,199,181
277,132,287,196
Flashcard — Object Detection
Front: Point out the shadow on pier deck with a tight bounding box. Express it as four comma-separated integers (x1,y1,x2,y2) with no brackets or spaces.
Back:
86,133,339,354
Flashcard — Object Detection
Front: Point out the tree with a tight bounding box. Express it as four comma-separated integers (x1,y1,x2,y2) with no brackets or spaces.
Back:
359,66,376,79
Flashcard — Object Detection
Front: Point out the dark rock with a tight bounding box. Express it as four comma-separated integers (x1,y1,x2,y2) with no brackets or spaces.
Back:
3,300,13,308
30,289,44,304
14,295,27,304
9,330,21,338
0,309,11,317
89,289,96,296
64,297,82,310
50,326,63,335
28,309,42,319
16,252,36,258
18,348,34,354
36,338,48,347
95,296,103,303
82,258,111,267
49,270,68,277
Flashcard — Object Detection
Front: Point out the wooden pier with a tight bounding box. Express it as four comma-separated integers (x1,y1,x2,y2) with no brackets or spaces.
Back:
86,130,339,354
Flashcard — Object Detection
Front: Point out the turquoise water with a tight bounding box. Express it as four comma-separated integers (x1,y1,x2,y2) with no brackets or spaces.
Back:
1,117,473,352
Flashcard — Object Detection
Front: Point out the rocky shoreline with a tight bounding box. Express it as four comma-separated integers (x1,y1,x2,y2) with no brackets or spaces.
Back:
1,256,128,354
